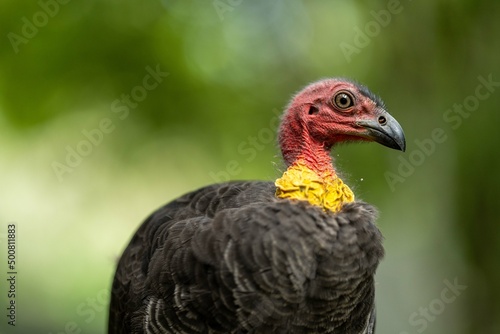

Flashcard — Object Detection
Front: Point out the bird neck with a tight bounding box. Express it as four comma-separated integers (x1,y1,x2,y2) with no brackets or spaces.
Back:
275,141,355,213
277,114,355,212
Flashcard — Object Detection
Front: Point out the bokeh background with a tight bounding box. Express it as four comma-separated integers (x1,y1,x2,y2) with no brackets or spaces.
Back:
1,0,499,333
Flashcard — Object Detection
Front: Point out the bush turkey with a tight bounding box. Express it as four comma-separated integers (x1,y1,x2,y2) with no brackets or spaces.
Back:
108,78,406,334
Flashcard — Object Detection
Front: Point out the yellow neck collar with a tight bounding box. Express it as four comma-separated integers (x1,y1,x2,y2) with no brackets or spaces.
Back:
275,162,354,212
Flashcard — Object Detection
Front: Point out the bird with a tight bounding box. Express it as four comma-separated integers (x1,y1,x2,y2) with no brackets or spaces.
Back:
108,78,406,334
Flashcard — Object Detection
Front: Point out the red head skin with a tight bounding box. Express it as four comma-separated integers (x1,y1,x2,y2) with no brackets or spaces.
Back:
279,79,384,176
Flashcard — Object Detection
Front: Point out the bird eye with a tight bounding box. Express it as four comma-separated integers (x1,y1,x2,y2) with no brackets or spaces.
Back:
333,91,355,110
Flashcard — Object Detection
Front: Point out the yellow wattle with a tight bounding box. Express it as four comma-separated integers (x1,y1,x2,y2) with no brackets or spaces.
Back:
274,162,354,212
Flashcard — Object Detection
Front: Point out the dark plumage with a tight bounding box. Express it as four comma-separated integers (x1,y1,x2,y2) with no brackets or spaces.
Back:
108,78,405,334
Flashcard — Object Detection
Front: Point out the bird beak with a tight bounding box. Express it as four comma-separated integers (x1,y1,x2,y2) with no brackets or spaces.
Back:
356,109,406,152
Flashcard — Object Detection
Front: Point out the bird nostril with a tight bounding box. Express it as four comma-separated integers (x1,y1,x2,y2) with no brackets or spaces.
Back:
378,116,387,125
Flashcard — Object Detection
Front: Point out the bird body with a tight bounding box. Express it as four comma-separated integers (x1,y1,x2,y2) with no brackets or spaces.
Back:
108,78,406,334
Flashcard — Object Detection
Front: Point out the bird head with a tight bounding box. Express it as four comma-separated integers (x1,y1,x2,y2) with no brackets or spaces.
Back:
279,78,406,167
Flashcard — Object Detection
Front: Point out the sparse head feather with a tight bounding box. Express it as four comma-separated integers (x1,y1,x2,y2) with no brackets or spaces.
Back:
275,78,405,212
339,78,386,109
280,78,383,166
288,78,385,109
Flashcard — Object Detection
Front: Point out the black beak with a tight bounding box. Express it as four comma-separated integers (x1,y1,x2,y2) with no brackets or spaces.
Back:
356,109,406,152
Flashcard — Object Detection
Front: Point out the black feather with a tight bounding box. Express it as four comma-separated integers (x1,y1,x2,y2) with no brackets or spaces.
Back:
108,181,384,334
340,78,386,109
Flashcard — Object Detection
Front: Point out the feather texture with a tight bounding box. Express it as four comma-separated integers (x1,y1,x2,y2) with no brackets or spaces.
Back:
108,78,406,333
108,181,383,334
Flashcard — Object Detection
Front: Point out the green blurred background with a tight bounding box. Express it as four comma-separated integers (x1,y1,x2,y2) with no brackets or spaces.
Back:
1,0,499,333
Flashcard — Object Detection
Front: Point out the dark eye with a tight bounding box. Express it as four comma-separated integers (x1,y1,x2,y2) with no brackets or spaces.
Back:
333,91,355,110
